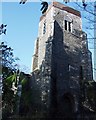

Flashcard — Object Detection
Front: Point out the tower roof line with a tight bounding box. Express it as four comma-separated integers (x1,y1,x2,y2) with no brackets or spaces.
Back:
40,2,81,21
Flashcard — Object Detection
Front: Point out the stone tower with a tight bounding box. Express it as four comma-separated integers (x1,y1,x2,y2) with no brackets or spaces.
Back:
32,2,93,118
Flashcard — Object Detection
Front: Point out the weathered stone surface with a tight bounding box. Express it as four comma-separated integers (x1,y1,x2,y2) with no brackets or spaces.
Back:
31,2,93,119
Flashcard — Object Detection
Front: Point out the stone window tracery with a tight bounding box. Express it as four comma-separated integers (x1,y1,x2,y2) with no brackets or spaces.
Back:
65,20,72,32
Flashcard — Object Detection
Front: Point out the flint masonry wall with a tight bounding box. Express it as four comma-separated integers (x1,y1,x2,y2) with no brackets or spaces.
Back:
32,2,93,118
51,11,93,115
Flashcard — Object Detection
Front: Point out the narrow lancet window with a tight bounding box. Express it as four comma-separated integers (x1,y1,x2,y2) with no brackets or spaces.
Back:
69,22,71,32
65,20,67,30
43,21,46,34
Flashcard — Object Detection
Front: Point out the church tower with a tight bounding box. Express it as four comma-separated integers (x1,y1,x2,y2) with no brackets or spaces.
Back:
32,2,93,118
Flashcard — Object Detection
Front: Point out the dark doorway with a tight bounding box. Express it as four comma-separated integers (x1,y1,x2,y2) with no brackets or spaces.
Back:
59,93,74,118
